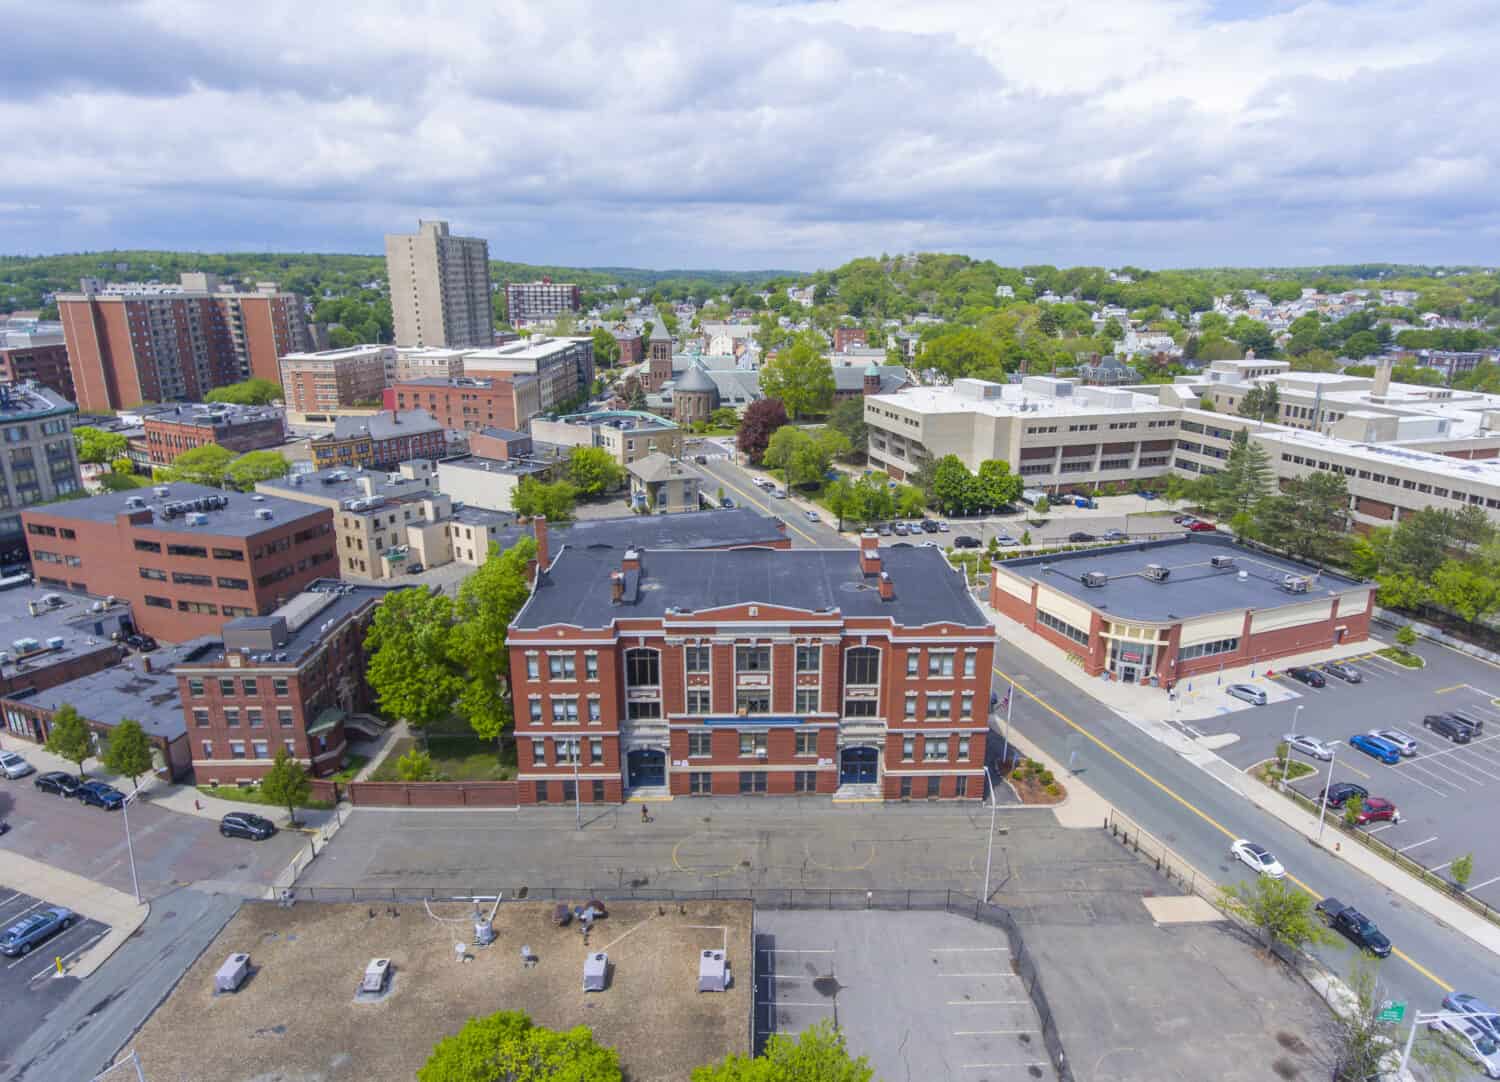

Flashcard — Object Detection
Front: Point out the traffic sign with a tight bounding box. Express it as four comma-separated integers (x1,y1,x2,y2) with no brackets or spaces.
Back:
1378,1001,1406,1023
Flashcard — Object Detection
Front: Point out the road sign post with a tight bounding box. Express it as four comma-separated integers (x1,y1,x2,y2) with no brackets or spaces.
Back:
1377,1001,1406,1024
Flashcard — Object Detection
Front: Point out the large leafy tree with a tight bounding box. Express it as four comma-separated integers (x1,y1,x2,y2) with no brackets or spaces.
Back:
1214,430,1272,519
930,454,974,515
762,427,850,488
102,717,154,790
920,328,1003,381
590,327,621,368
1218,876,1332,958
692,1021,871,1082
738,399,788,464
260,749,312,826
565,446,624,498
826,397,868,457
450,538,537,744
205,378,282,406
1238,382,1281,423
74,426,128,464
45,704,93,778
758,331,834,418
976,459,1022,510
157,443,235,486
365,588,464,730
226,450,291,489
418,1010,621,1082
511,478,577,522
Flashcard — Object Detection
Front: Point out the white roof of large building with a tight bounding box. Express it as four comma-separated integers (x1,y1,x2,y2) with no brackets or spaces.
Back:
868,377,1170,419
1256,426,1500,492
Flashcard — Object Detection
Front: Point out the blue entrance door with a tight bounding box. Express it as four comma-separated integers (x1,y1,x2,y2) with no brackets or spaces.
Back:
840,746,879,785
627,748,666,788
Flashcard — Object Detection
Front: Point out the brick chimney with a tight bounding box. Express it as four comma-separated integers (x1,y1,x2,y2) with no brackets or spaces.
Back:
141,655,153,674
610,571,625,604
622,548,641,573
533,515,549,569
859,531,881,576
878,569,894,601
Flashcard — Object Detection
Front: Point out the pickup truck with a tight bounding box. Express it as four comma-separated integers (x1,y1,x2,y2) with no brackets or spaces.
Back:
1315,897,1392,957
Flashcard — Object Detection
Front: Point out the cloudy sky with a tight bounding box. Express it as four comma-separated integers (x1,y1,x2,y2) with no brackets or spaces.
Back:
3,0,1497,271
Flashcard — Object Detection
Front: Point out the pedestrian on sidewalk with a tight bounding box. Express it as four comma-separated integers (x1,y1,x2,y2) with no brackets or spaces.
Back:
641,804,650,824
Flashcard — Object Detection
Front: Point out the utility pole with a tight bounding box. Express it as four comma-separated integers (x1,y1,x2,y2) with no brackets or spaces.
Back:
1281,704,1303,788
1316,742,1338,842
982,770,999,903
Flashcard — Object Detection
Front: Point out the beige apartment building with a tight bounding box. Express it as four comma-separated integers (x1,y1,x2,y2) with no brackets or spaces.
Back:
384,220,493,349
529,409,683,468
278,345,392,421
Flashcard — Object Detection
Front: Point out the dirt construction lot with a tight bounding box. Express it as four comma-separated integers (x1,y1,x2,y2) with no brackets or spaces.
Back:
127,898,752,1082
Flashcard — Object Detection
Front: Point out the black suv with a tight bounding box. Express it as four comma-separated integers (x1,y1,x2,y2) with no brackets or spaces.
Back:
220,811,278,841
1424,714,1473,744
1287,666,1326,688
953,535,982,549
34,771,82,797
1447,710,1486,737
1319,782,1369,809
1315,897,1392,957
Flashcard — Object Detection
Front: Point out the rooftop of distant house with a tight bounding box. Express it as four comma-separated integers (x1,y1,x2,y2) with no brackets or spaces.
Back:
142,402,284,430
258,462,438,506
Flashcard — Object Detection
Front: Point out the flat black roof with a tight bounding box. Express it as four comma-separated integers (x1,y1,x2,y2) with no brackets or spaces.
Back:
31,643,204,741
487,508,788,555
997,534,1369,623
515,544,987,630
27,482,328,538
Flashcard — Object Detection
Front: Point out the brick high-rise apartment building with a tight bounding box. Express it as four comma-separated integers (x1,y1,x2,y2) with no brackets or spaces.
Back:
385,220,493,348
508,527,995,805
20,484,336,641
0,383,82,564
57,273,312,412
505,280,580,327
0,340,75,401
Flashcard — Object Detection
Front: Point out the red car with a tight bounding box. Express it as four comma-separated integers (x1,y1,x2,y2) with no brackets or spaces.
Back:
1187,520,1217,532
1354,797,1401,825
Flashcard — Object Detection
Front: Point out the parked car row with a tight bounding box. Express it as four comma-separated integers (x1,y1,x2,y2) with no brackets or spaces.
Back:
1424,710,1485,744
1172,514,1218,532
34,771,125,809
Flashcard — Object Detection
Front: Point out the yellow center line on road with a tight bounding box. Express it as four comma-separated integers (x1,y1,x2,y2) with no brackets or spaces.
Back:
1434,684,1466,695
707,465,822,546
994,664,1455,993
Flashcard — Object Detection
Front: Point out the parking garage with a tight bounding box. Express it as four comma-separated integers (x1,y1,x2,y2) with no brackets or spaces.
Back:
990,534,1376,688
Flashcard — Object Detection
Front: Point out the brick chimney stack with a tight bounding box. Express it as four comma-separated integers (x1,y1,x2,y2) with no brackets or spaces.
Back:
878,569,894,601
622,548,641,573
533,515,549,569
859,531,881,576
610,571,625,604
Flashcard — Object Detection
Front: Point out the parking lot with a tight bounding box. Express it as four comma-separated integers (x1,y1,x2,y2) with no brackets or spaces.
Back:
1204,642,1500,909
755,910,1052,1082
0,889,109,1066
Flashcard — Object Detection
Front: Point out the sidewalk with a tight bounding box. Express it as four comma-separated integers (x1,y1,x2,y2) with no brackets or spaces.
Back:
992,722,1111,829
2,851,148,979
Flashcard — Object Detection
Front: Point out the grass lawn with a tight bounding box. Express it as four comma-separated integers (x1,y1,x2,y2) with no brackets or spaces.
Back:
1379,647,1425,668
369,732,518,782
329,755,368,784
198,783,334,810
1254,759,1316,786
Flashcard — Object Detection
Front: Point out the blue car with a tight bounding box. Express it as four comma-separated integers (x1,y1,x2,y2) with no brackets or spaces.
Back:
76,780,125,810
1349,733,1401,765
1,906,74,956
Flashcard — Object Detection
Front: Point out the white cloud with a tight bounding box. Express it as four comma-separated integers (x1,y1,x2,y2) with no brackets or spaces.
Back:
0,0,1496,268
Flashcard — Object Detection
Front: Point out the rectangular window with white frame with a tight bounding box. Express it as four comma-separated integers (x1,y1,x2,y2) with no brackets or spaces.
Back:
550,697,579,724
739,731,768,756
548,653,576,679
736,689,770,715
587,698,601,723
795,730,817,756
795,688,819,714
795,645,820,673
735,645,770,672
902,735,915,761
905,693,917,718
925,694,952,719
906,650,919,676
529,698,543,723
958,734,971,760
686,688,712,714
526,654,539,679
960,692,974,719
685,645,711,674
963,650,977,677
928,650,956,677
585,652,598,679
924,736,950,760
688,730,712,757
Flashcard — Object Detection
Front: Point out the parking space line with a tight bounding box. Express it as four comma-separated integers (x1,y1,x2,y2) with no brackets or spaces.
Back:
1430,860,1455,874
1397,836,1439,853
962,1062,1050,1070
0,900,45,924
0,892,23,907
1467,874,1500,892
1434,684,1467,694
759,948,835,953
938,972,1021,978
30,928,106,982
760,974,810,981
761,1001,830,1009
1415,755,1500,786
931,946,1009,952
947,999,1028,1006
954,1030,1036,1036
1366,823,1396,835
1341,762,1372,780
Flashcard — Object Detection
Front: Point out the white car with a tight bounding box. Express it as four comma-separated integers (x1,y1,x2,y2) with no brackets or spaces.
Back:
1228,684,1268,706
1230,839,1285,879
0,750,34,779
1283,734,1335,761
803,510,820,523
1369,728,1418,756
995,533,1019,547
1429,1017,1500,1079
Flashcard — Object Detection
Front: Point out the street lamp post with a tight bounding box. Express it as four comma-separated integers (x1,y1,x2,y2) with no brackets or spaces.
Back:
982,770,999,903
1316,742,1338,842
1001,680,1015,766
121,791,142,905
1282,704,1304,788
1398,1010,1475,1074
569,740,581,832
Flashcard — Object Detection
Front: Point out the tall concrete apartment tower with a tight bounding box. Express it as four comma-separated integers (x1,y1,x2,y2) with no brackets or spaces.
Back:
385,220,493,349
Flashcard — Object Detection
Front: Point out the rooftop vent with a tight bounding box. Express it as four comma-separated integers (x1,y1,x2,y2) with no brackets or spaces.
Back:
583,951,609,992
698,949,732,993
45,636,65,650
1144,564,1170,583
255,508,274,520
1210,555,1235,569
1081,570,1108,588
188,512,209,526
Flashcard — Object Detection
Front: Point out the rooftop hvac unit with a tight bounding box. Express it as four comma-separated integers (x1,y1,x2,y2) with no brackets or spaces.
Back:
255,508,274,520
188,512,209,526
1081,571,1108,588
698,950,732,993
90,601,106,612
0,652,11,666
1282,575,1309,594
583,952,609,992
215,952,250,993
360,958,391,994
1237,570,1249,581
1145,564,1170,583
45,636,65,650
1210,555,1235,569
124,496,146,510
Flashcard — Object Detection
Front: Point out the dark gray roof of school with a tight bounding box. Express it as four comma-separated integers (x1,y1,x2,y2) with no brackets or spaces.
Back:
26,482,327,538
30,643,203,740
996,534,1369,622
515,544,988,630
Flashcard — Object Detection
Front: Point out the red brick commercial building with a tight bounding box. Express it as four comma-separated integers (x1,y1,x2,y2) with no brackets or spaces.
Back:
278,345,392,418
0,341,75,401
615,332,643,368
0,587,133,704
989,535,1375,687
142,404,286,465
174,580,399,782
383,376,521,432
57,274,311,411
309,409,447,470
833,327,869,352
20,484,337,642
509,528,994,805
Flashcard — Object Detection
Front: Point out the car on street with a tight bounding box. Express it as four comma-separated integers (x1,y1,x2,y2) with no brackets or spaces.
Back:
1102,528,1128,541
1424,713,1473,743
1369,728,1417,756
1315,897,1391,957
1068,531,1096,542
1173,514,1196,525
937,521,949,532
1428,1017,1500,1078
1187,520,1218,532
405,562,424,574
772,488,788,499
1286,666,1327,688
953,535,981,549
1319,781,1369,809
995,533,1018,546
920,519,940,534
1448,709,1486,736
720,496,734,508
1,906,75,956
0,749,35,778
1229,839,1285,879
1440,993,1500,1043
694,455,708,465
1139,490,1157,500
1348,733,1401,764
1284,734,1335,761
1320,660,1364,683
1227,684,1267,706
76,780,125,810
803,510,820,523
892,523,909,536
874,522,891,535
1353,797,1401,825
34,770,82,797
220,811,278,841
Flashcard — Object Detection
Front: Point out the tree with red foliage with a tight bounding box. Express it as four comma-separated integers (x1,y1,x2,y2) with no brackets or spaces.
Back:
738,398,788,464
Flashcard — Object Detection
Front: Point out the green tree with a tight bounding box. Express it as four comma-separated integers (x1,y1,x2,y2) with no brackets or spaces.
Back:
45,704,93,778
1324,961,1467,1082
930,454,974,515
709,406,739,429
566,446,625,497
855,474,895,523
450,538,537,745
894,483,926,517
1430,559,1500,622
1100,317,1125,341
1377,573,1430,611
102,717,154,790
109,455,135,476
976,459,1023,510
589,327,620,368
1260,472,1350,563
260,748,312,827
225,450,291,489
1342,330,1381,359
1034,496,1050,516
1394,624,1417,652
920,328,1003,381
1215,430,1273,518
1219,875,1333,957
1342,794,1364,830
396,748,435,782
759,331,835,418
825,477,859,530
365,588,463,730
418,1010,621,1082
738,399,789,464
204,378,282,405
157,443,235,487
762,427,849,488
1451,853,1474,890
826,397,869,457
691,1021,871,1082
1383,508,1457,579
74,426,128,464
511,478,577,522
1238,382,1281,423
